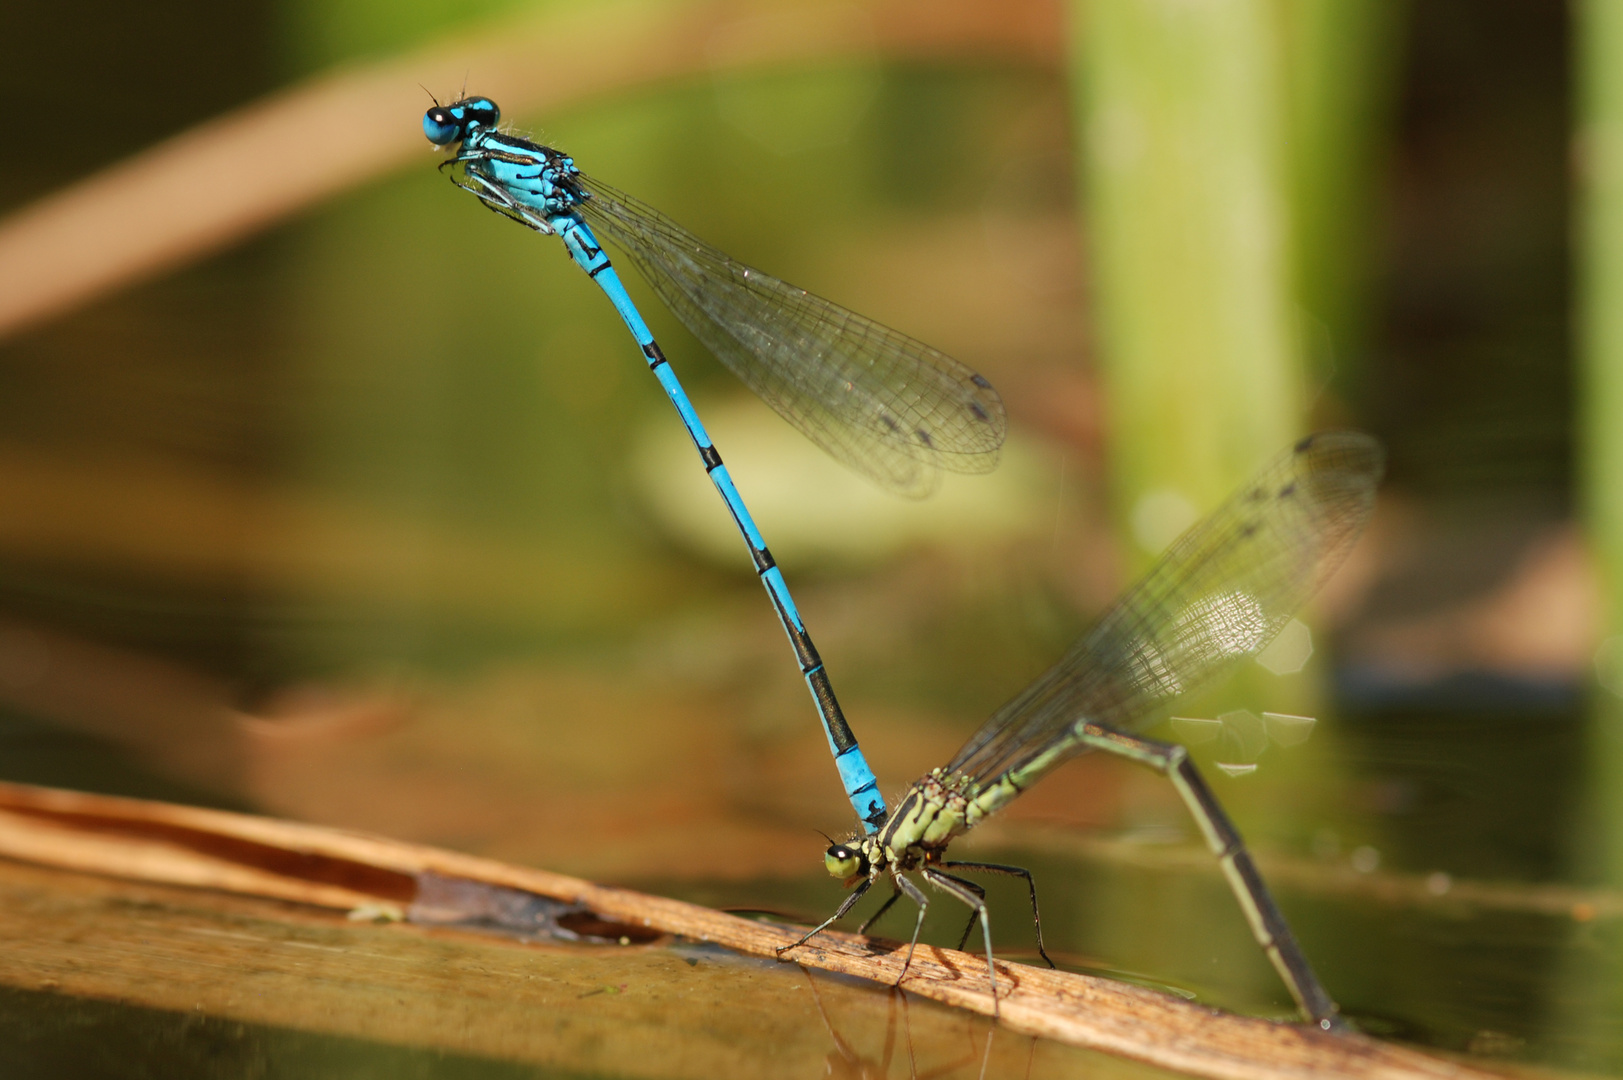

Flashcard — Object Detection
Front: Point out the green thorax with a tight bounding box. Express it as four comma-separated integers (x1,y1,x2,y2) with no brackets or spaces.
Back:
874,738,1087,871
875,769,983,866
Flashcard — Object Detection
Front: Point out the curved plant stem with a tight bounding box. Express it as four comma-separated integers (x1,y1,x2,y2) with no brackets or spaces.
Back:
0,780,1503,1080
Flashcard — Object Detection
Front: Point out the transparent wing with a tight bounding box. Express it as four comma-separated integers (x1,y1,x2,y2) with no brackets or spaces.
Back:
575,175,1007,498
947,432,1384,783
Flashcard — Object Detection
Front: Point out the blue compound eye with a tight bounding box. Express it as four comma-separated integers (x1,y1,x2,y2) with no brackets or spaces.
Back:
423,108,460,146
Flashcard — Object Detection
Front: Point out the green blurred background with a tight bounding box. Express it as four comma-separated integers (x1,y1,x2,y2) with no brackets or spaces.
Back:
0,0,1620,1074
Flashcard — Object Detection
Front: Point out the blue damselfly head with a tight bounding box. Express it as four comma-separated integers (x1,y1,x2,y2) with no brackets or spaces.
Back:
423,96,501,146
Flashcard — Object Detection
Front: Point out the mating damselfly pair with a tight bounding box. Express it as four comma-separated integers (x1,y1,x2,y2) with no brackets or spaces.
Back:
424,94,1382,1029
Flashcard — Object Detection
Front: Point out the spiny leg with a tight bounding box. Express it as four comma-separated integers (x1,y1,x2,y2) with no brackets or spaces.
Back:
942,860,1057,969
464,174,549,232
923,868,1002,1016
858,884,903,936
936,873,986,952
1075,722,1343,1030
894,873,932,985
777,877,873,959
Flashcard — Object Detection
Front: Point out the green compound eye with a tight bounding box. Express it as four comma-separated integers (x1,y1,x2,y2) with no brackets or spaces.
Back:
823,844,864,879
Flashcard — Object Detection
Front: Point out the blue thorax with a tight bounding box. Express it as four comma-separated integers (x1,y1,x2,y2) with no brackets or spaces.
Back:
424,97,584,223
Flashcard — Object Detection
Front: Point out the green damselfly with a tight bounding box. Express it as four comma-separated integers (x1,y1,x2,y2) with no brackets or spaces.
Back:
780,432,1383,1029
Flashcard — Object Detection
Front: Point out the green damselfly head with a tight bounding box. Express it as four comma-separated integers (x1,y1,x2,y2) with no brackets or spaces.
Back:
423,96,500,146
823,842,869,882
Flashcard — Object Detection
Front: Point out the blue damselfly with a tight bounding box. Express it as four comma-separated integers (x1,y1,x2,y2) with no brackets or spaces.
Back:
424,96,1005,833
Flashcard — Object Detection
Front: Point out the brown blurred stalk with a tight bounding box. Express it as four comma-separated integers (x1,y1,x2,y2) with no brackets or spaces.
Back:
0,0,1060,343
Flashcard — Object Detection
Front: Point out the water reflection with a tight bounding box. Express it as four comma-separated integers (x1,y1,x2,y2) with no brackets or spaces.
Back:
0,984,554,1080
803,973,993,1080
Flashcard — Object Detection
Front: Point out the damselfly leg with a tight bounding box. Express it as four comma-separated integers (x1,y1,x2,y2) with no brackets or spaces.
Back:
920,868,1001,1009
940,861,1056,969
894,872,933,984
777,878,875,959
857,885,903,935
1074,721,1344,1030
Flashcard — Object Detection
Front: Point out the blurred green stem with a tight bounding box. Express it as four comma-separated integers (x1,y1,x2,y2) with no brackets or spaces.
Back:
1073,0,1300,551
1072,0,1401,542
1280,0,1407,405
1573,0,1623,1057
1068,0,1405,1016
1579,0,1623,884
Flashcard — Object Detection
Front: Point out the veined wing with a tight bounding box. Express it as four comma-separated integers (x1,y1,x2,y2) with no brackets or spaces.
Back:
947,432,1383,784
575,174,1006,498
